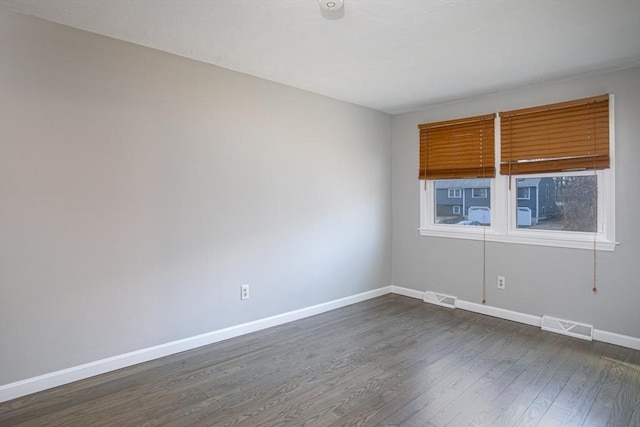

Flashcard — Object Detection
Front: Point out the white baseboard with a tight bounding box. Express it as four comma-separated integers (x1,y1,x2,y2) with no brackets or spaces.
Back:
393,287,640,350
455,300,542,327
0,286,392,403
390,285,424,300
593,329,640,350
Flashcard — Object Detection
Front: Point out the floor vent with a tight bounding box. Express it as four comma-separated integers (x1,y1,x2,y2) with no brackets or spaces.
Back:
541,315,593,341
423,291,457,309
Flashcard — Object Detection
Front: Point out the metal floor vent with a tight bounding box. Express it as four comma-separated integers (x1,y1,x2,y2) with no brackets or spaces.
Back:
423,291,457,309
541,315,594,341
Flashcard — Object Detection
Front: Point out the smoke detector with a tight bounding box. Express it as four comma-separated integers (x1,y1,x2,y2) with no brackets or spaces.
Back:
319,0,344,11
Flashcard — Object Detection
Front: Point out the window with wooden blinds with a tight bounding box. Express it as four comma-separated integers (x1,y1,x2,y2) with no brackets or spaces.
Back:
419,114,495,180
500,95,610,175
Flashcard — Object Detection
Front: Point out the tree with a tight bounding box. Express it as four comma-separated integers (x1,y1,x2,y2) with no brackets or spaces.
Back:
554,175,597,232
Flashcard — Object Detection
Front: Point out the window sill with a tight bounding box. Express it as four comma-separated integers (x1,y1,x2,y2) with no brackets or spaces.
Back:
418,227,617,251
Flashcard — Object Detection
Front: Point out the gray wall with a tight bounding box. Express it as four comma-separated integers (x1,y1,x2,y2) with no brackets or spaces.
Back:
392,67,640,339
0,10,392,385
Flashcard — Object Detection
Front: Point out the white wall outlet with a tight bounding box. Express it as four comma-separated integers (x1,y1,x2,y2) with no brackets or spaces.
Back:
241,284,249,300
497,276,506,289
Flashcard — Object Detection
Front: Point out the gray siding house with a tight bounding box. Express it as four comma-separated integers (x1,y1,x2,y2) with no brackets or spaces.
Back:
435,178,557,225
516,178,556,225
435,179,491,219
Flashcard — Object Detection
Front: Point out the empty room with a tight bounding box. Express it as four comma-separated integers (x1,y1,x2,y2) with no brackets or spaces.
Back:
0,1,639,426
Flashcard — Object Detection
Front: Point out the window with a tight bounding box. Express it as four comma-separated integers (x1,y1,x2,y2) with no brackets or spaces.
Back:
448,188,462,198
516,174,597,231
505,168,613,250
472,188,488,198
419,95,615,251
435,179,491,225
517,187,530,200
419,114,495,229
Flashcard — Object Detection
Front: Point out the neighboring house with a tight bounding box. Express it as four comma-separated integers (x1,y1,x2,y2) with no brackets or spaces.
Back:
435,179,491,218
435,178,556,225
516,177,556,225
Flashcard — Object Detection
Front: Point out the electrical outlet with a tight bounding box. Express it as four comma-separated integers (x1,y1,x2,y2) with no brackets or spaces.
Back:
241,284,249,300
497,276,506,289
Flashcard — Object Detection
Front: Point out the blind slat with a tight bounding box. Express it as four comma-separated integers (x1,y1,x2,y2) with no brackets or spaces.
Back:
500,156,609,175
419,114,495,180
500,95,609,175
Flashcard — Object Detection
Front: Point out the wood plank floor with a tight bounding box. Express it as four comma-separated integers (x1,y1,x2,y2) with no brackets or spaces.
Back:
1,294,639,426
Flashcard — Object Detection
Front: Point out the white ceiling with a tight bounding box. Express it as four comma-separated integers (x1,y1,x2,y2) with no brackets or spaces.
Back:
2,0,639,114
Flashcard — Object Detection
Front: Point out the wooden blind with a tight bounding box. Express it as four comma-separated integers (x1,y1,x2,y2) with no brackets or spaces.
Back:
500,95,609,175
418,114,495,180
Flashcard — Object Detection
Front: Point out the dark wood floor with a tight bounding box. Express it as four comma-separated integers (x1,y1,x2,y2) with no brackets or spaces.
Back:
1,294,639,427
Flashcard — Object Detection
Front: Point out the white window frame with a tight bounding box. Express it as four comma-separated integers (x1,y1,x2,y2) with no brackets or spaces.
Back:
420,179,496,239
448,188,462,198
506,170,614,249
419,95,617,251
453,205,461,215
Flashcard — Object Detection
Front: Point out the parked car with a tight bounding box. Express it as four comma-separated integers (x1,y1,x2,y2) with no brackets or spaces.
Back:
457,220,481,225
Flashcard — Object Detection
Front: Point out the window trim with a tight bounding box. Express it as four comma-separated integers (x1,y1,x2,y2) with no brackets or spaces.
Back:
420,178,615,251
506,170,614,247
453,205,461,215
418,95,617,252
421,179,496,232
